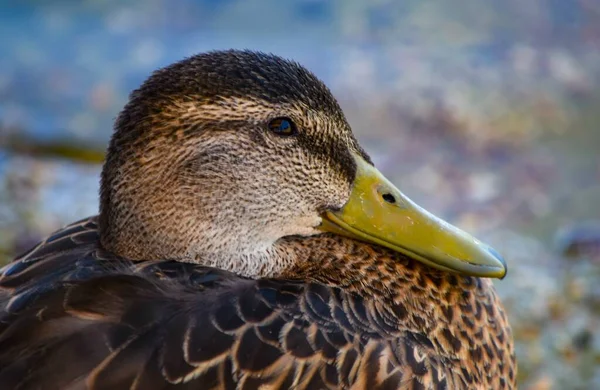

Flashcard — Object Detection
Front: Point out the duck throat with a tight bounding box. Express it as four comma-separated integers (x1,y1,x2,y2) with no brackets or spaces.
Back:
276,233,516,386
273,233,505,331
185,245,298,277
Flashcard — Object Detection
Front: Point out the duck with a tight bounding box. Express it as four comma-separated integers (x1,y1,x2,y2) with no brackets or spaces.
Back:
0,50,516,390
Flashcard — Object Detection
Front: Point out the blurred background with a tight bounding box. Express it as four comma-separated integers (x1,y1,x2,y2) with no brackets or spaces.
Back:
0,0,599,388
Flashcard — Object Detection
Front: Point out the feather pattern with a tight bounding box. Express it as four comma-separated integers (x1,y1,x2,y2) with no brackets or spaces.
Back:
0,218,515,389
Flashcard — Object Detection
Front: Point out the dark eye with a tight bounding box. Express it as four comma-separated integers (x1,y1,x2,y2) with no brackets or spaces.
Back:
268,117,297,136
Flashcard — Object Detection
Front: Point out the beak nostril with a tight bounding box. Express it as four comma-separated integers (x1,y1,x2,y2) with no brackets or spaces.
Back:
382,193,396,204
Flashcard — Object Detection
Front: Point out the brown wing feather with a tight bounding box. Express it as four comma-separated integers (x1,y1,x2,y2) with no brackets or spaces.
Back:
0,218,507,390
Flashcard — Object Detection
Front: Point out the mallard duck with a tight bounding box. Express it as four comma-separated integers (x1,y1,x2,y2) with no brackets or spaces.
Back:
0,50,515,389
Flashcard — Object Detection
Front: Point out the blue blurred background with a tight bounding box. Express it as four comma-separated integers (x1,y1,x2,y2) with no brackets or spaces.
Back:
1,1,599,388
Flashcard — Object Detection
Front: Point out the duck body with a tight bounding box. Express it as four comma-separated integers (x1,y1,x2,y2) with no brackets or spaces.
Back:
0,50,515,389
0,218,515,389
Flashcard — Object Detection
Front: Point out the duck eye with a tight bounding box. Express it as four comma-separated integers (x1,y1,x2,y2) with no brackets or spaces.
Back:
268,117,297,136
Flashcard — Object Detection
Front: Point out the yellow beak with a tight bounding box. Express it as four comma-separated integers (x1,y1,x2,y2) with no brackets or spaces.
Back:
319,154,507,278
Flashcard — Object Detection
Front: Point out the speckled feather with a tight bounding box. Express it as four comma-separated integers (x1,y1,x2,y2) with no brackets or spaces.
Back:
0,51,516,389
0,218,515,389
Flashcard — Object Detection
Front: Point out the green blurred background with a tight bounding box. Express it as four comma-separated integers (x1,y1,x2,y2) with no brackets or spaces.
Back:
1,1,599,388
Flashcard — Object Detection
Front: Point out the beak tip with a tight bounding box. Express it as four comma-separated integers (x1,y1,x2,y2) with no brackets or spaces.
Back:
486,246,508,279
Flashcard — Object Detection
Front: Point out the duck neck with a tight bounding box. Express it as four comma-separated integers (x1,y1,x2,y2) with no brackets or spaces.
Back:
277,233,511,357
274,233,457,297
275,233,515,387
273,233,498,325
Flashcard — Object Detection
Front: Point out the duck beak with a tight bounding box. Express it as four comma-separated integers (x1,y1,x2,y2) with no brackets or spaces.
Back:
319,153,507,278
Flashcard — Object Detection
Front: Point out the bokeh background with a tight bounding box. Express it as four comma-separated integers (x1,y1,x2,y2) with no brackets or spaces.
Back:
1,1,599,388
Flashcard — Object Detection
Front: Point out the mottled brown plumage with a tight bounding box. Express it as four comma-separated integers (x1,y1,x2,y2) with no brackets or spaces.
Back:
0,50,516,389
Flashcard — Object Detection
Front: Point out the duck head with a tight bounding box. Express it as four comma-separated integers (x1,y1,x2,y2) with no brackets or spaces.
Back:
99,50,506,278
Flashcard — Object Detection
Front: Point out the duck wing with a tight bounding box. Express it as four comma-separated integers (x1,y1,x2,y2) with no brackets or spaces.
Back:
0,218,455,390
